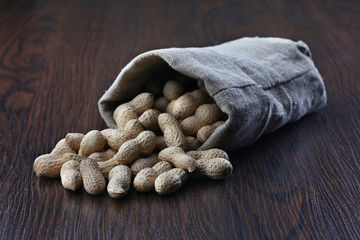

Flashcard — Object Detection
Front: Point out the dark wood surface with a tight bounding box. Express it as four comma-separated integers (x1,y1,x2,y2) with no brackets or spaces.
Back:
1,0,360,239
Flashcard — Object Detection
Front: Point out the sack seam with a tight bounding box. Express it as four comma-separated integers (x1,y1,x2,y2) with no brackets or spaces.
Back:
212,67,315,97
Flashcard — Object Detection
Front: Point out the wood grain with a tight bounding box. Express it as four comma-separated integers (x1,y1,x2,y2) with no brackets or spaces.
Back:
1,0,360,239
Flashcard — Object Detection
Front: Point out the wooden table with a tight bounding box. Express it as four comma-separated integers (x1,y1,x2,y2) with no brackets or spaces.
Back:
1,0,359,239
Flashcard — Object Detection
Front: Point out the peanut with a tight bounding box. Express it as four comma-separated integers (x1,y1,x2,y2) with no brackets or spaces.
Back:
158,147,197,172
34,153,81,178
107,165,132,198
127,92,154,115
180,103,222,136
98,131,156,177
88,149,117,162
168,89,209,119
197,121,224,143
133,161,172,192
138,109,161,132
51,138,76,155
113,104,138,130
163,80,185,101
78,130,106,157
155,168,187,195
65,133,85,151
152,161,173,174
154,97,169,113
192,158,233,179
133,168,158,192
101,128,132,150
185,136,200,151
186,148,229,160
60,160,82,191
130,154,159,176
158,113,186,149
123,119,144,137
80,158,106,195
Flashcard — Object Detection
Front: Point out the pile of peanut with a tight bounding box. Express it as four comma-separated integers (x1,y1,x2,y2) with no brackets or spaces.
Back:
33,74,232,197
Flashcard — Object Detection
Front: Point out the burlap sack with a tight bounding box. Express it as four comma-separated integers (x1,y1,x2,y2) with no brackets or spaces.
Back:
98,37,327,151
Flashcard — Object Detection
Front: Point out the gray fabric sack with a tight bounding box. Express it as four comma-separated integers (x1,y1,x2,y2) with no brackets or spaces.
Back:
98,37,327,151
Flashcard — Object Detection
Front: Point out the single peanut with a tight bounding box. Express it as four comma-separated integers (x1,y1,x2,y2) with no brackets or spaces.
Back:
88,149,117,162
101,128,132,150
33,153,81,178
180,103,222,136
186,148,229,160
60,160,82,191
155,168,188,195
98,131,156,177
126,92,154,115
80,158,106,195
192,158,233,179
123,119,144,137
133,161,172,192
154,97,169,113
133,168,159,192
152,161,173,174
51,138,76,155
113,104,138,130
163,80,185,101
197,121,224,143
65,133,85,151
168,89,209,120
158,113,187,149
78,130,106,157
158,147,197,172
130,154,159,176
107,165,132,198
138,109,161,132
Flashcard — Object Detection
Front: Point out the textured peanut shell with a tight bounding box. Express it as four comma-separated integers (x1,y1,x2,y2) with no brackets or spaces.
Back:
197,121,224,143
163,80,185,101
78,130,106,157
60,160,82,191
185,136,200,151
154,97,169,113
133,168,159,192
138,109,161,132
107,165,132,198
158,113,186,149
124,119,144,137
180,103,222,136
101,128,132,150
154,170,182,195
186,149,229,160
130,154,159,176
51,139,76,155
80,158,106,195
99,131,156,177
127,92,154,115
33,153,81,178
65,133,85,151
192,158,233,179
88,149,117,162
113,104,138,130
158,147,197,172
152,161,172,174
170,89,208,120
